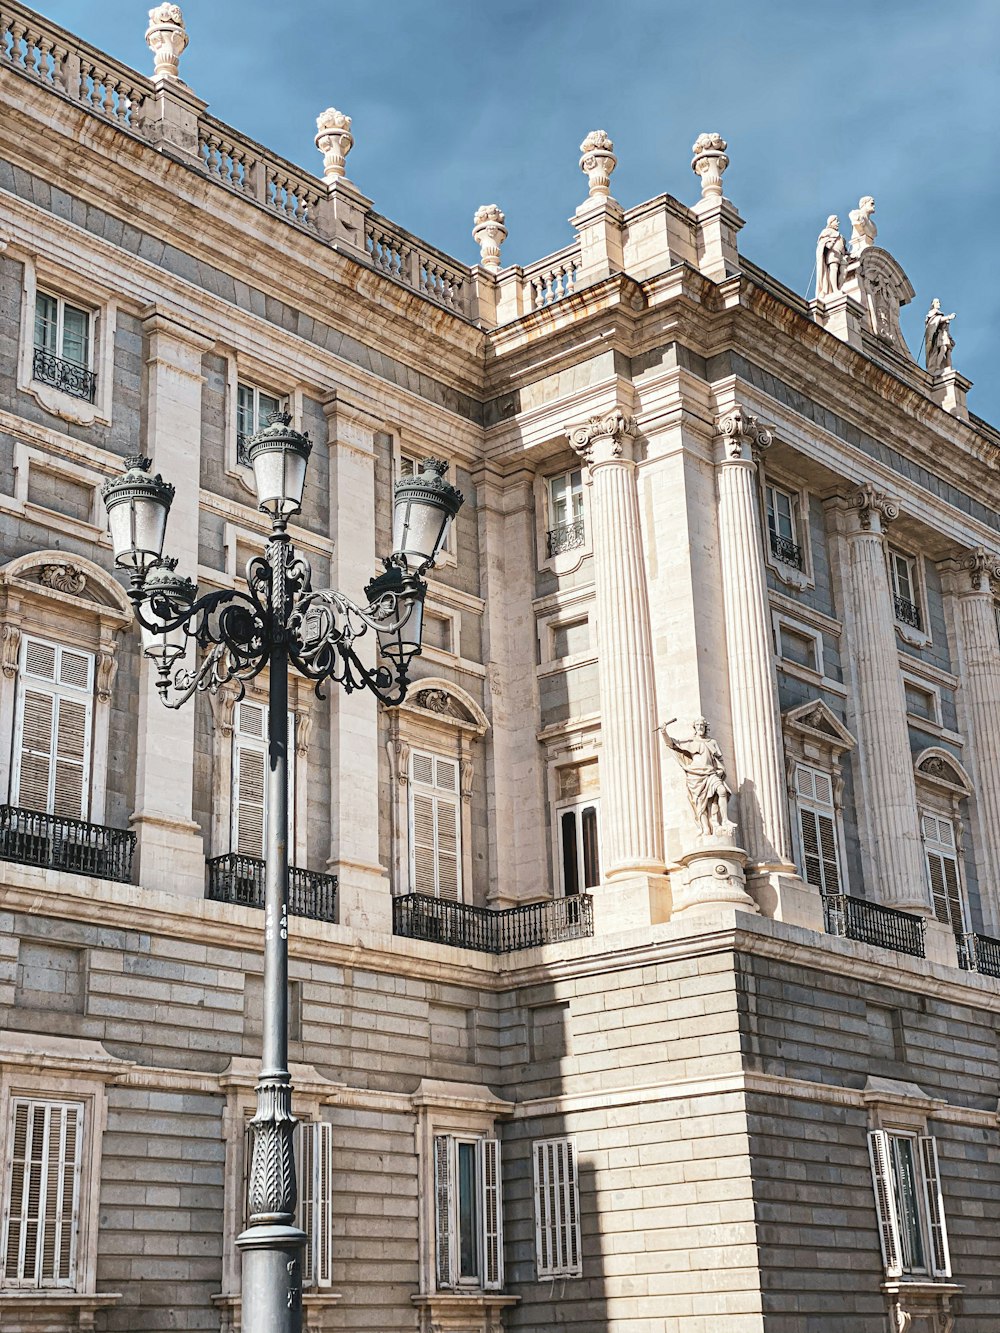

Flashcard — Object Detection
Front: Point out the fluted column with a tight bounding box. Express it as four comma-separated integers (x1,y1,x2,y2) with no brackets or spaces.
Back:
715,409,795,872
843,485,929,912
942,548,1000,934
570,410,663,878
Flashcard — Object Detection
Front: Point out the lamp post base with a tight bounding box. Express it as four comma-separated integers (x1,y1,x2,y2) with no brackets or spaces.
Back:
237,1223,307,1333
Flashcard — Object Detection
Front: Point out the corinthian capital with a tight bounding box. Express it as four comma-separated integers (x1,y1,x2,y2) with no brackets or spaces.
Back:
963,545,1000,591
853,482,900,531
718,406,772,462
568,408,636,467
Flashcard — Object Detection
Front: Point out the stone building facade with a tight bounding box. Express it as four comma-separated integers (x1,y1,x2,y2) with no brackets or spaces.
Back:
0,6,998,1333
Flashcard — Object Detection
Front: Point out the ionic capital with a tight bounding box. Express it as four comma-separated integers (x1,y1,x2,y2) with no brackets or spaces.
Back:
568,408,636,468
717,406,772,463
962,545,1000,592
852,482,899,532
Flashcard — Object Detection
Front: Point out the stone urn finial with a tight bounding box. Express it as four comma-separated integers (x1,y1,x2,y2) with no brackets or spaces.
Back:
691,132,729,200
579,130,617,200
315,108,354,184
472,205,507,272
145,3,188,81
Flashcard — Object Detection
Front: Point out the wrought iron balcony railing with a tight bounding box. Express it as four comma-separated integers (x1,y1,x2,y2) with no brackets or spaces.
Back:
893,595,923,630
959,930,1000,978
823,892,925,958
546,519,586,558
0,804,135,883
206,853,338,922
769,531,804,570
392,892,593,954
32,347,97,402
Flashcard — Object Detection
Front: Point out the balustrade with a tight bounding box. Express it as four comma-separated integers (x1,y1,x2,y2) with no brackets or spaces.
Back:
392,893,593,954
524,246,581,310
0,805,135,883
206,853,338,923
823,892,925,958
960,930,1000,978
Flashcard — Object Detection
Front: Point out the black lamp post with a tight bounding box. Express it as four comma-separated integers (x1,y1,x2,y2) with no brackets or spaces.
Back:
101,417,462,1332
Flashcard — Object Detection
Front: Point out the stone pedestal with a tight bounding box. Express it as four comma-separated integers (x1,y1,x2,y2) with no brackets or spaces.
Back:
571,199,625,286
928,367,971,420
321,178,372,257
840,487,930,914
810,292,865,351
568,410,664,895
672,835,756,917
146,79,207,165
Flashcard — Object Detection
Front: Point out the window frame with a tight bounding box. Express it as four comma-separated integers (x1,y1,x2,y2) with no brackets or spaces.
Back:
545,468,586,560
534,458,593,575
868,1128,951,1281
11,635,95,822
229,697,296,862
920,811,969,935
555,797,601,897
1,1096,84,1290
432,1132,503,1293
224,356,301,492
887,546,931,646
236,380,287,468
793,762,845,896
758,468,813,590
533,1136,582,1280
408,748,463,902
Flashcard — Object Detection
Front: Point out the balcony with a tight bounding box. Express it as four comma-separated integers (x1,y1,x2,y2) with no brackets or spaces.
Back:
823,892,925,958
392,892,594,954
769,531,804,571
32,347,97,402
893,595,923,630
546,519,586,558
959,930,1000,978
206,853,338,922
0,805,135,883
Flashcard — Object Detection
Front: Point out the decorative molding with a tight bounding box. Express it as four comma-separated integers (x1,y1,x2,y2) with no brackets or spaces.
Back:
852,482,900,531
914,747,972,796
962,545,1000,592
783,699,856,755
38,561,89,596
95,649,118,704
718,406,772,462
1,623,20,678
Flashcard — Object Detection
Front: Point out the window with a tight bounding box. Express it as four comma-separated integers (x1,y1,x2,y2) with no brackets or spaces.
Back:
32,291,95,403
765,483,802,570
794,764,842,894
237,382,285,466
921,814,967,934
241,1119,332,1289
409,751,461,900
533,1137,582,1279
776,621,820,673
546,470,586,557
11,636,94,820
434,1135,502,1291
1,1098,83,1289
231,699,295,859
868,1130,951,1279
904,680,939,725
889,549,923,631
557,801,600,896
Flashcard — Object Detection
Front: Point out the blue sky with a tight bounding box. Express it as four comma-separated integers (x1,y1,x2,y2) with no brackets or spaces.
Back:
39,1,1000,425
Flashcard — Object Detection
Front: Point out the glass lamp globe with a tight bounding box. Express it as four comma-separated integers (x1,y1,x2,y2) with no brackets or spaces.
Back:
390,459,463,570
245,412,313,518
101,455,175,572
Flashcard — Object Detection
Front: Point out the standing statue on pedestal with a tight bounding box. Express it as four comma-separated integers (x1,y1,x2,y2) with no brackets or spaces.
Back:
849,196,877,256
924,298,956,374
658,717,733,837
815,215,847,298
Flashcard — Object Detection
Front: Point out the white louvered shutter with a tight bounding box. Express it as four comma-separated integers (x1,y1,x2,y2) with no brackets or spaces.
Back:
534,1137,582,1279
12,639,93,819
919,1136,952,1278
232,702,296,858
481,1137,503,1291
922,815,965,931
867,1130,903,1278
409,752,462,900
296,1121,333,1289
2,1099,83,1288
796,766,841,893
434,1135,454,1289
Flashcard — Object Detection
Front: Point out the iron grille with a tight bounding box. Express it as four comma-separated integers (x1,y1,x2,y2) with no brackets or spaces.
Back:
893,596,923,630
823,892,925,958
546,519,586,558
206,853,338,922
32,347,97,402
959,930,1000,978
769,532,804,570
0,804,135,883
392,892,593,953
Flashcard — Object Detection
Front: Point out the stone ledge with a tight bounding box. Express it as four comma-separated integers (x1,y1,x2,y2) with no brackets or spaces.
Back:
0,1292,122,1332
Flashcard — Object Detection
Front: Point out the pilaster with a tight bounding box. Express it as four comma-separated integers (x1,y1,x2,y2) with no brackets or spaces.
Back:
131,309,213,898
939,548,1000,935
323,391,392,934
714,407,815,925
473,460,544,907
834,486,930,914
569,407,667,928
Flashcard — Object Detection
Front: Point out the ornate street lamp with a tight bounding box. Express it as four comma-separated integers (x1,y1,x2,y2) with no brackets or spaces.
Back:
101,423,462,1333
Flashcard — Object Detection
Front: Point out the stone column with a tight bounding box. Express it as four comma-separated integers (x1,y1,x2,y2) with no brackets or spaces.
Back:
569,409,666,927
841,485,930,914
323,392,393,934
131,310,212,898
940,548,1000,935
715,409,796,878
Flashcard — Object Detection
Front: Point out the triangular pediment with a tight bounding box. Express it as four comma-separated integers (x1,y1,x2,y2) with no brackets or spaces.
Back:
783,699,856,751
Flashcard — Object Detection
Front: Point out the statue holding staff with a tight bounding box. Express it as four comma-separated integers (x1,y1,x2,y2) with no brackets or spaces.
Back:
658,716,733,837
